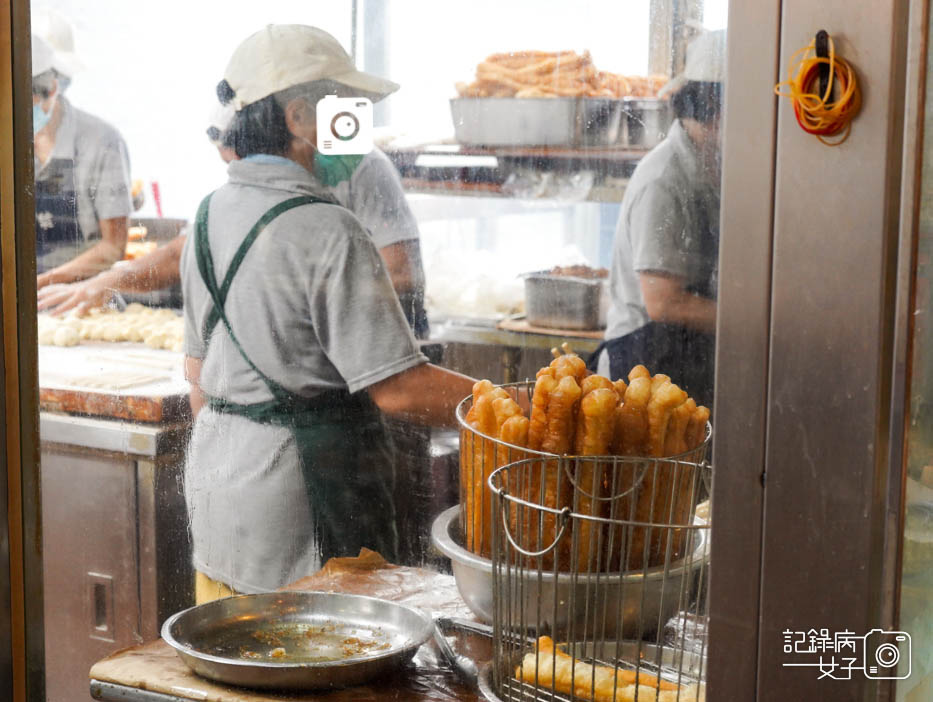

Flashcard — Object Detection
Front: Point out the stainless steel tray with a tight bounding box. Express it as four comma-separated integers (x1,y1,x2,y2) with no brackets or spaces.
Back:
620,98,673,149
522,271,608,331
161,591,434,690
451,98,623,147
450,97,671,148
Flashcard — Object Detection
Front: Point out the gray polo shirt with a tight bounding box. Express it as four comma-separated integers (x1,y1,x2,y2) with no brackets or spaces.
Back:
34,97,132,271
323,148,420,249
180,156,427,592
604,120,721,343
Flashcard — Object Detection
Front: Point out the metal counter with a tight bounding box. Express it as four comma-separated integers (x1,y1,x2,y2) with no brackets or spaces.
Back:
41,412,192,702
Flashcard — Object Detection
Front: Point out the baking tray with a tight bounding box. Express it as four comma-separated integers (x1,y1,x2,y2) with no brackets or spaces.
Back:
161,590,434,690
451,97,623,147
522,271,608,331
620,98,673,149
450,98,671,148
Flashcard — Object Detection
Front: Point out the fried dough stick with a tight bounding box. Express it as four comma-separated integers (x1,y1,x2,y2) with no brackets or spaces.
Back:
686,405,711,451
542,376,582,455
628,381,687,568
664,399,696,458
613,378,629,398
528,372,558,451
628,364,651,382
645,381,687,458
581,374,615,396
462,380,494,551
490,397,526,549
515,636,681,701
468,384,508,555
538,376,582,569
649,374,671,394
499,413,530,551
607,377,652,570
572,387,618,571
550,351,588,383
613,377,652,456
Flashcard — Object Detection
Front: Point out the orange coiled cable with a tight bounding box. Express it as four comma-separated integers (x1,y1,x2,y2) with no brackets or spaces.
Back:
774,35,861,145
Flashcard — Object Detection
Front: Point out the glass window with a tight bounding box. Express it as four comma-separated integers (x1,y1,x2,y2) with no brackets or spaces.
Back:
24,2,725,700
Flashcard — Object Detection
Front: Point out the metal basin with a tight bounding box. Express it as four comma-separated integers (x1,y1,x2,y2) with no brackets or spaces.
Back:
161,591,433,690
431,505,709,639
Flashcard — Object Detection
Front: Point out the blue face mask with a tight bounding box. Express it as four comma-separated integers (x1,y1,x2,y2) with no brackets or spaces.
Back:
312,152,365,187
33,103,51,135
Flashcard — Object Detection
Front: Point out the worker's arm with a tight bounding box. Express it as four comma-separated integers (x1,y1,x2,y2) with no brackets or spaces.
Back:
37,234,186,316
368,363,475,428
36,216,129,289
184,355,206,420
378,239,425,296
639,271,717,335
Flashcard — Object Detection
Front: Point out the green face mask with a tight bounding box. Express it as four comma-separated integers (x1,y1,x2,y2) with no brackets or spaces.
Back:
312,152,365,187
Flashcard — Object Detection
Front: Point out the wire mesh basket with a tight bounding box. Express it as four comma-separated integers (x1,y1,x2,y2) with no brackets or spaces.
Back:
486,455,712,702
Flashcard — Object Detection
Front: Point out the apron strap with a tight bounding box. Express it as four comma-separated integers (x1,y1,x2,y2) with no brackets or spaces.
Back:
193,192,328,404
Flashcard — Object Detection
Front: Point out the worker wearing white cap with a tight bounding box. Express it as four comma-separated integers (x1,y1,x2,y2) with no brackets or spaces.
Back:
180,25,474,602
39,27,428,340
31,34,132,286
32,8,84,91
593,29,725,406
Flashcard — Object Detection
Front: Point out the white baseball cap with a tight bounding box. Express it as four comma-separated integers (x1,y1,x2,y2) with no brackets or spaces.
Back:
31,34,54,77
659,29,726,97
222,24,399,110
32,9,84,78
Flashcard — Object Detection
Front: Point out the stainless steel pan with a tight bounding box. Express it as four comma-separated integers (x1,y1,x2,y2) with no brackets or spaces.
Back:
161,590,434,690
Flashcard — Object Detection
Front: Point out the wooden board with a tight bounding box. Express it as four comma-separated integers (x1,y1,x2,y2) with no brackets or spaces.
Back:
39,342,190,423
496,316,605,340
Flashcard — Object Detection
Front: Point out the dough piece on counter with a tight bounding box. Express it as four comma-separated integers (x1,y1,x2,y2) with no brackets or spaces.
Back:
37,325,57,345
126,323,145,342
53,326,79,347
101,322,123,342
145,333,167,349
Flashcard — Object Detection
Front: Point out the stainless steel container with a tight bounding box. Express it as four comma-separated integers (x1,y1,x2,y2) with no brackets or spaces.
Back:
430,505,709,639
619,98,673,149
523,271,608,330
161,591,433,690
450,97,623,147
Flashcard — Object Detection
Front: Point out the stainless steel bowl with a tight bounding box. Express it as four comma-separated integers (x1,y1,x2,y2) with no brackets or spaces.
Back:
161,591,434,690
431,505,709,639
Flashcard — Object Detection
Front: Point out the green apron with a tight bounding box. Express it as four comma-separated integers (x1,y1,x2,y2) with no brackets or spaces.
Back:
193,193,400,564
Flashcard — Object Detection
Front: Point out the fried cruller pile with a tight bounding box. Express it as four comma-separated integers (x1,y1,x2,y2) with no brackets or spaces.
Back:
456,50,668,99
461,345,709,571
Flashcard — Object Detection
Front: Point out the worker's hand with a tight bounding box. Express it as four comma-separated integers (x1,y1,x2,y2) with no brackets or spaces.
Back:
36,271,55,291
37,278,113,317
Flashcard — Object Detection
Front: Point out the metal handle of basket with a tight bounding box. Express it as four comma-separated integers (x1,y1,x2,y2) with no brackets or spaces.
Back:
559,458,651,501
495,489,572,558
